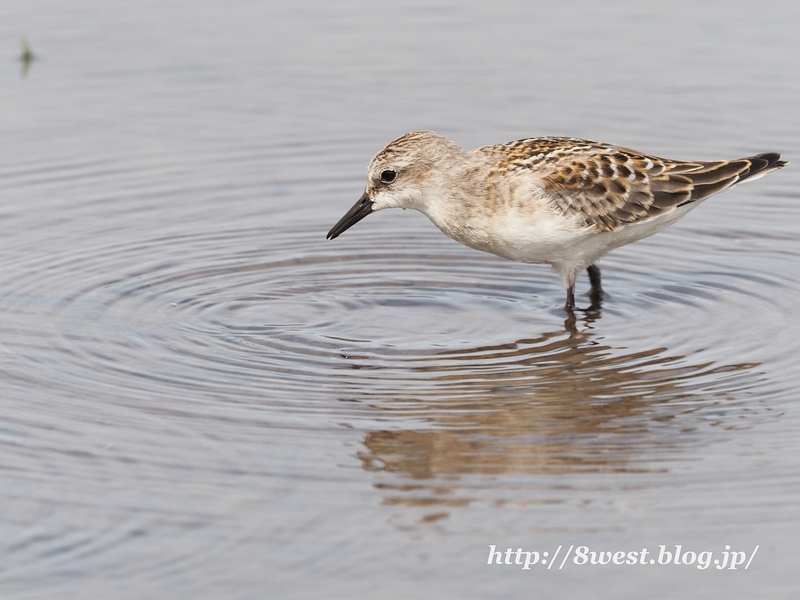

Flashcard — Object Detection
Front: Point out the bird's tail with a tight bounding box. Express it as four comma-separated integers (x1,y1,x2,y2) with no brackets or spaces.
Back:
737,152,788,184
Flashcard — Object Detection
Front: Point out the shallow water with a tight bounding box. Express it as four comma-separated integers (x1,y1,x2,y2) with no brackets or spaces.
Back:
2,1,800,598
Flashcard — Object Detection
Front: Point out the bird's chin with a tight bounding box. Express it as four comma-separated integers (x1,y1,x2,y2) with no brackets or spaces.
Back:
326,191,375,239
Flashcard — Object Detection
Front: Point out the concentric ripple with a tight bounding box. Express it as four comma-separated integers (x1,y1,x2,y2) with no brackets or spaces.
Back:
3,211,797,428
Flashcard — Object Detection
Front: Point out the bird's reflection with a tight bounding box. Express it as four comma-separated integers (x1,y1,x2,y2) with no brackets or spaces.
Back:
349,310,762,508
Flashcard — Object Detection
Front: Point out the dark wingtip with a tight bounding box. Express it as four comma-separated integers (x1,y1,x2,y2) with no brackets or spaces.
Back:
738,152,788,182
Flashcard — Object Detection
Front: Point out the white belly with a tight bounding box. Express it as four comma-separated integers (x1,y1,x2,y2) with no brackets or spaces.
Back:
441,202,698,272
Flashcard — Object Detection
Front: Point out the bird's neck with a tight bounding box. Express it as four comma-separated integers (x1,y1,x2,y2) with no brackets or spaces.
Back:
416,153,497,244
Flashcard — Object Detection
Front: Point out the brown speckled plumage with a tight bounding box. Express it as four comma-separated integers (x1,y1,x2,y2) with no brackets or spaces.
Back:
476,137,786,232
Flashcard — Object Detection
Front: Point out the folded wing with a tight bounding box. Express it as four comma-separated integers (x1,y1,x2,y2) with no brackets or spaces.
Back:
493,138,787,232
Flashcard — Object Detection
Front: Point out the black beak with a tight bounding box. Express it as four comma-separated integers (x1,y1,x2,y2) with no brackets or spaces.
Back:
326,191,374,239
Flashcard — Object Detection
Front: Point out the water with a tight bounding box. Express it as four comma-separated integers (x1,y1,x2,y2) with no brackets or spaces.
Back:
1,1,799,598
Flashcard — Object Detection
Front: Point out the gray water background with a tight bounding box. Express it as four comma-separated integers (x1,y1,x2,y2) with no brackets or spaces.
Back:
1,1,800,598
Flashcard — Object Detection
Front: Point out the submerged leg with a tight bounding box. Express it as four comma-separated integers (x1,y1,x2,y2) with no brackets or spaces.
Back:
587,263,603,308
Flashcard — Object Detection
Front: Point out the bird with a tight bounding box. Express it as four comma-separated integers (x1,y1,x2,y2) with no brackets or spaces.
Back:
327,131,787,310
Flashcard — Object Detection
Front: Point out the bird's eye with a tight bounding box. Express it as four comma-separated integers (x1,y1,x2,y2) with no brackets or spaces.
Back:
380,170,397,183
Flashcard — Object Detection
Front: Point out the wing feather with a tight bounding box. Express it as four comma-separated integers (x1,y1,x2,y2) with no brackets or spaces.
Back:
481,138,787,232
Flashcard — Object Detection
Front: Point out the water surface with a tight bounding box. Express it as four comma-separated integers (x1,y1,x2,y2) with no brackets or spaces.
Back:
1,1,799,598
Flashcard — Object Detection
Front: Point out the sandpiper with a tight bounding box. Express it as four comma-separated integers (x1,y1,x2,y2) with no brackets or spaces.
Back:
327,131,787,310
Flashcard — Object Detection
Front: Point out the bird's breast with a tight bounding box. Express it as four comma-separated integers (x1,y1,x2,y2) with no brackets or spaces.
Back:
428,200,589,265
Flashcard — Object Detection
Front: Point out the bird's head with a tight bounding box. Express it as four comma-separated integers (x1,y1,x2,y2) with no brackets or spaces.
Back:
327,131,464,239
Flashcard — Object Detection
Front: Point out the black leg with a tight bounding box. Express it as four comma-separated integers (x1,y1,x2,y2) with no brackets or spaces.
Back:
587,264,602,292
587,263,603,309
565,285,576,311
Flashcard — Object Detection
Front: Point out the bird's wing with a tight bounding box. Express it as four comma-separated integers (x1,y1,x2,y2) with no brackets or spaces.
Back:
481,137,785,232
